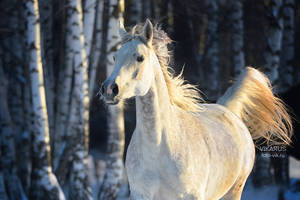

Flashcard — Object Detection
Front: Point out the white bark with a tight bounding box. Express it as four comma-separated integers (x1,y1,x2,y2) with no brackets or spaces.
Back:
89,0,104,99
279,0,294,92
230,0,245,77
264,0,283,86
39,0,55,138
98,0,126,199
98,105,125,200
84,0,97,62
53,0,76,168
25,0,65,199
64,0,92,199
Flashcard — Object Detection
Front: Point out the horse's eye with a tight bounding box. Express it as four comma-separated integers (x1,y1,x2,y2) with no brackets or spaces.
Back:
113,56,115,61
137,55,144,62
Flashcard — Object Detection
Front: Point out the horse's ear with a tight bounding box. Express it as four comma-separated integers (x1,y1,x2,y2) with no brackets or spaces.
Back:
142,19,153,45
119,20,128,40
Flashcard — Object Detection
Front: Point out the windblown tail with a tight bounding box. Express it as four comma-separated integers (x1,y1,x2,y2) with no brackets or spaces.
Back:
217,67,293,145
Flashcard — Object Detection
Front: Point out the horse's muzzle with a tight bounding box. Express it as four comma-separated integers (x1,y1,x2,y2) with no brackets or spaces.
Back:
100,80,120,105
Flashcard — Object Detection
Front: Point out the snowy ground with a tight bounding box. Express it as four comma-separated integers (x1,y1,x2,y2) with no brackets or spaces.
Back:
240,157,300,200
89,153,300,200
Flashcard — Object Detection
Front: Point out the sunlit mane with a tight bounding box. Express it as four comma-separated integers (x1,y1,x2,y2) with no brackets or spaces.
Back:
124,24,204,112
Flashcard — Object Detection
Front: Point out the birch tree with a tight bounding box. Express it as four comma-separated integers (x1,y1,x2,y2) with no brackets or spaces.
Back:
201,0,220,100
25,0,65,199
53,0,78,168
230,0,245,77
98,0,126,199
263,0,283,86
63,0,92,199
39,0,55,138
279,0,294,92
53,0,78,169
84,0,97,63
89,0,104,98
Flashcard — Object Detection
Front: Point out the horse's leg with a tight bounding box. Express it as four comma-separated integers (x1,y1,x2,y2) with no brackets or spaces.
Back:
220,174,250,200
221,152,254,200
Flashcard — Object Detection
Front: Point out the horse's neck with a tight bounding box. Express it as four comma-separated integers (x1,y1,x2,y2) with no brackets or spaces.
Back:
135,60,172,146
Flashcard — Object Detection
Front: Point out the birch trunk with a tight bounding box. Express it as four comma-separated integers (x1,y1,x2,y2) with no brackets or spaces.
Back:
98,0,126,199
230,0,245,77
64,0,92,199
25,0,65,199
263,0,283,86
89,0,104,99
279,0,294,92
84,0,97,63
202,0,219,100
53,0,76,169
39,0,55,139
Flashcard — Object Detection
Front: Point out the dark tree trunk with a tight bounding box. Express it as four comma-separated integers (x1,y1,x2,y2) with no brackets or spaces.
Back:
230,0,245,77
279,0,295,92
201,0,220,100
172,0,200,82
263,0,283,87
0,61,25,200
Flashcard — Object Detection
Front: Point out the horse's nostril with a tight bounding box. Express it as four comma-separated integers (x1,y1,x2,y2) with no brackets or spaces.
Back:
112,83,119,96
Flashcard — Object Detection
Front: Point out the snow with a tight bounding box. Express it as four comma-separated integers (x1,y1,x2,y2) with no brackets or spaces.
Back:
241,157,300,200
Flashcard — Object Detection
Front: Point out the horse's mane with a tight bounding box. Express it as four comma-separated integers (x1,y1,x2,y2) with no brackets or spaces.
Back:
126,24,204,112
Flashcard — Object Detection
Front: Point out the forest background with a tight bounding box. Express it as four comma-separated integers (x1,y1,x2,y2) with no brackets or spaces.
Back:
0,0,300,199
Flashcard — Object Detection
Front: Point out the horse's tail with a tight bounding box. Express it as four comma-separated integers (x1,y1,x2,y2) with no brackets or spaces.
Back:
217,67,293,145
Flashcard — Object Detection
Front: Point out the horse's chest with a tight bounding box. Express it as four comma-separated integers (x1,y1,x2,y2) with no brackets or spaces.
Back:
125,140,161,196
125,134,184,197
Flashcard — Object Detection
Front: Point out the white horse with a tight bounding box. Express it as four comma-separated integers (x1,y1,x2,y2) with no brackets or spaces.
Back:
100,19,292,200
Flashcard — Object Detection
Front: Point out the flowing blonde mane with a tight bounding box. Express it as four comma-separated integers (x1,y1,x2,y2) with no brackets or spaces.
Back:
125,24,204,112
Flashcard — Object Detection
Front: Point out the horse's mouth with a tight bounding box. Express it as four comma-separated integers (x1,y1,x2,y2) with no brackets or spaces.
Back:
104,98,120,105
